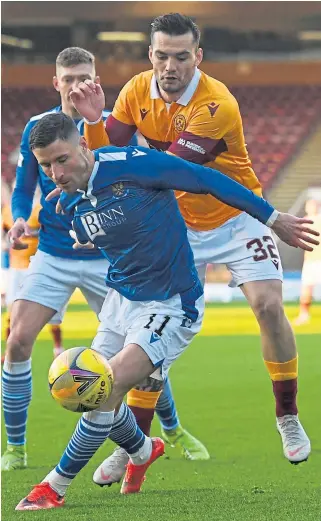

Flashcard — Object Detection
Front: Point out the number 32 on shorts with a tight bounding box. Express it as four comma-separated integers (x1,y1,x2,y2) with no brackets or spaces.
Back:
246,236,279,262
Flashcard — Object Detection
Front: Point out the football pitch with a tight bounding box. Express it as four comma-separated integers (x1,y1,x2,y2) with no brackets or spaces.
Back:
1,303,321,521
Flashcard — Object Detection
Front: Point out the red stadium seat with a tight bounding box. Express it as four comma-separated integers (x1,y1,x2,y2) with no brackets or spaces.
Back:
2,85,321,187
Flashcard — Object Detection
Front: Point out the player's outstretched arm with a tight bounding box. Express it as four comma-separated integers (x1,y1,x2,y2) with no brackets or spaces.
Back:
69,80,109,149
128,148,320,252
72,79,137,150
271,214,319,251
11,121,39,249
70,80,105,125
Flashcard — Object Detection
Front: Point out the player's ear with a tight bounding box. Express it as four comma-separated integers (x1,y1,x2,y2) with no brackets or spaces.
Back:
148,45,153,64
95,76,101,84
195,48,203,67
53,76,59,92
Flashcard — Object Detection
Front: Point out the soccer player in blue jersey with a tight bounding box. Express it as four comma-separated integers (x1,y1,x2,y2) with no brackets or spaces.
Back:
14,113,319,510
1,47,209,474
1,47,139,472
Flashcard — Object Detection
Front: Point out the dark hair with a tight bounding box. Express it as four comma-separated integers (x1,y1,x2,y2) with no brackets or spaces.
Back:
56,46,95,69
29,113,79,150
151,13,201,46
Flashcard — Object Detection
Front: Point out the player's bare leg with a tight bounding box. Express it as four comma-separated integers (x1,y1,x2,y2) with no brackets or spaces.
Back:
241,280,311,464
293,284,313,326
1,315,10,364
17,343,165,509
50,325,65,358
2,300,56,471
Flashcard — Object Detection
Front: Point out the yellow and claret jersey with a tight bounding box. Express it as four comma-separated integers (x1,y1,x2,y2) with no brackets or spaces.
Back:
304,213,321,262
85,69,262,231
2,204,41,268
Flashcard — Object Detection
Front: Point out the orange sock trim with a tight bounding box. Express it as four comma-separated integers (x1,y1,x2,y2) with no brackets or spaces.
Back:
264,355,298,381
127,388,162,409
300,302,311,313
50,325,63,348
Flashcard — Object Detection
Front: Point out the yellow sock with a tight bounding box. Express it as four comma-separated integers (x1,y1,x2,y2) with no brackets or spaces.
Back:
127,388,162,409
264,355,298,381
127,388,162,436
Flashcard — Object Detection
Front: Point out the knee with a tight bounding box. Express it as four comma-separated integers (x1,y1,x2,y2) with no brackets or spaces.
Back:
7,323,34,361
252,293,285,327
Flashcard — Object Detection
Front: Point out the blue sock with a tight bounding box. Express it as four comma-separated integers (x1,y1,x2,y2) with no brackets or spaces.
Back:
109,402,145,454
155,377,180,431
2,359,32,446
55,410,114,479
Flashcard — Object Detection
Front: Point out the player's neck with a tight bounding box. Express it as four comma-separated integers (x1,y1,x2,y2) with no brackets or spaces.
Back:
61,102,81,120
157,78,193,104
80,150,95,191
157,86,186,104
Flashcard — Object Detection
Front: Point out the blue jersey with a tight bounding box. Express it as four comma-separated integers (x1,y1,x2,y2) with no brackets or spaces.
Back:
11,106,138,259
60,146,275,303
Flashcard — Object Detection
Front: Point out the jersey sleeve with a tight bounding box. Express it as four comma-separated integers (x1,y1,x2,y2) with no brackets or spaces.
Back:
168,98,237,164
126,148,275,225
85,78,137,150
11,121,38,222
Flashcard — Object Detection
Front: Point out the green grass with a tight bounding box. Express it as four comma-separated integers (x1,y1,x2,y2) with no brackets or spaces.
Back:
2,332,321,521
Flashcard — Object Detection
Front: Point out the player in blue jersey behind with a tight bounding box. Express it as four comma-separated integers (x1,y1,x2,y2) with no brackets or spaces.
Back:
1,47,139,473
14,113,319,510
1,47,210,474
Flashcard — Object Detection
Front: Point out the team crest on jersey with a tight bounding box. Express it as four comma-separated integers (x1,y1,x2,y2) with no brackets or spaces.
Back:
174,114,186,133
207,102,219,118
111,182,127,198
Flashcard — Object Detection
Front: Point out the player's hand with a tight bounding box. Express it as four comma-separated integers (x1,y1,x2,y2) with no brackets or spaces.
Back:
45,188,64,213
8,218,32,250
69,230,94,250
272,213,320,251
70,80,105,123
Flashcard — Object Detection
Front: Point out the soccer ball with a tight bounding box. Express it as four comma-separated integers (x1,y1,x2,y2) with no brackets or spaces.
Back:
48,347,113,412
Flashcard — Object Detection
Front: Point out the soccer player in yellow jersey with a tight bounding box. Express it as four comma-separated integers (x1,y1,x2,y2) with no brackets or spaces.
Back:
70,14,312,470
294,199,321,325
2,201,64,359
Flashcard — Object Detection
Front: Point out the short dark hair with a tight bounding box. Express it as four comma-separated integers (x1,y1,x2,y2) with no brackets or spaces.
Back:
56,47,95,69
151,13,201,47
29,113,79,150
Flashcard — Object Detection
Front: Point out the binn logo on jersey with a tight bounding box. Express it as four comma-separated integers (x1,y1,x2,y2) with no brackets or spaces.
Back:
81,207,126,239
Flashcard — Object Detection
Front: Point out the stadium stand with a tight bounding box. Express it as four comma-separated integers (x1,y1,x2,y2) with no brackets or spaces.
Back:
2,85,321,185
